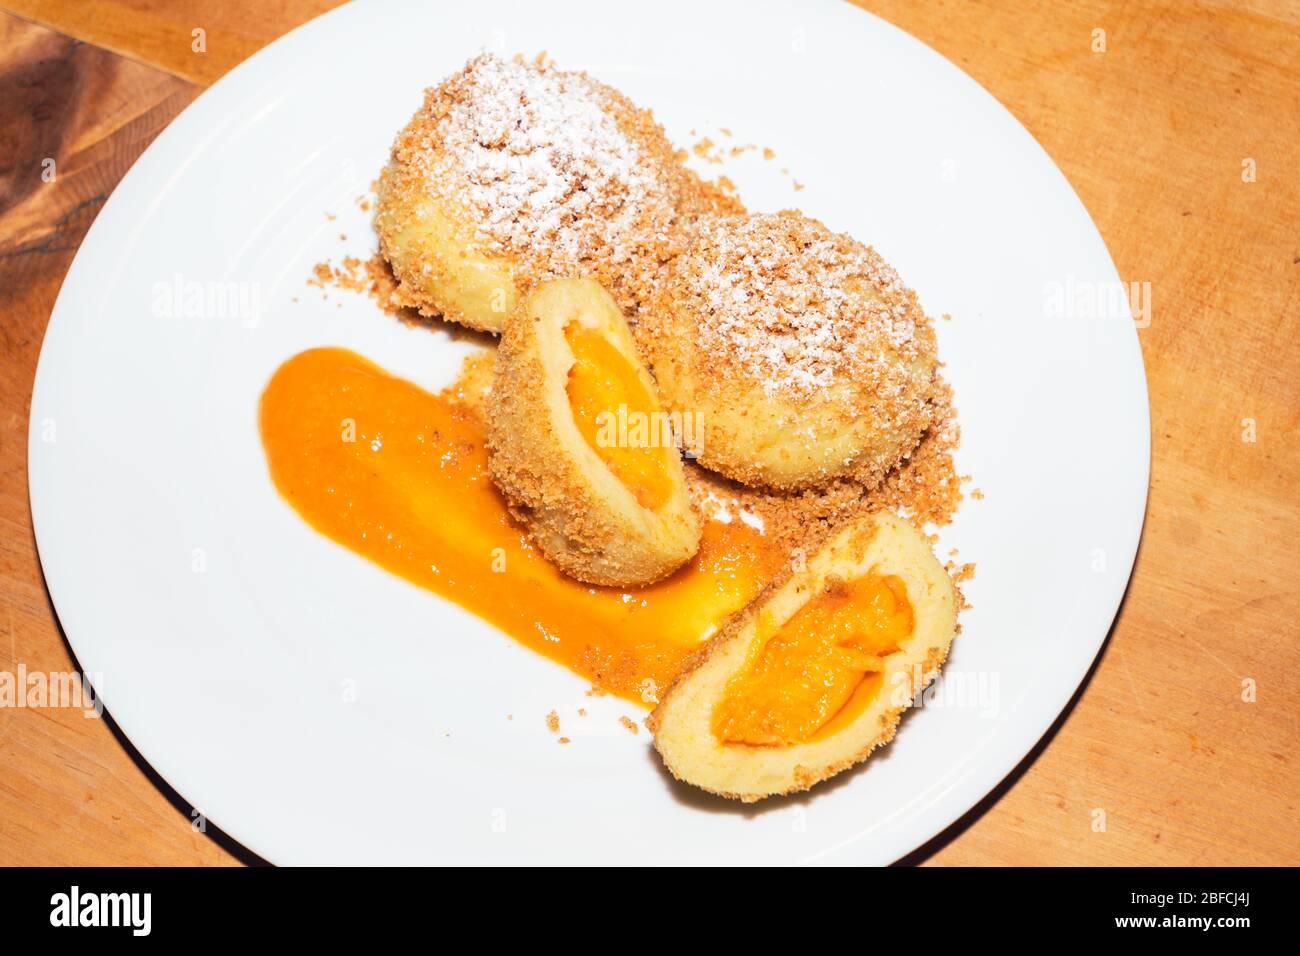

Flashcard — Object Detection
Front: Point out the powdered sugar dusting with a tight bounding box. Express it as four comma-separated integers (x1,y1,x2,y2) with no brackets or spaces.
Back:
438,55,667,260
675,213,932,401
378,54,744,323
394,54,686,295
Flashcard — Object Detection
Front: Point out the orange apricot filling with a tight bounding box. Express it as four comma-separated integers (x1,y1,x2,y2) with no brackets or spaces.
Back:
712,573,914,746
563,321,674,510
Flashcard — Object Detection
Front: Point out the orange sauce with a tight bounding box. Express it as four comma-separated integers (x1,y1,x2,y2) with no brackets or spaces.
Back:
259,347,785,704
563,321,673,510
712,573,913,745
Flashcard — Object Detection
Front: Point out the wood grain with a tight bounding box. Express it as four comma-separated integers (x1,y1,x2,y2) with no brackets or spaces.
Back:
2,0,343,84
0,0,1295,866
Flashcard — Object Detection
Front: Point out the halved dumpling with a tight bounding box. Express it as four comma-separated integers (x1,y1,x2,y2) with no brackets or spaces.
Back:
486,278,700,586
648,511,957,801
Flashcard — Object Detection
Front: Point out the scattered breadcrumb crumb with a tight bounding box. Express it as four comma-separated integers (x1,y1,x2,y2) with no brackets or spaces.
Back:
311,253,482,335
944,561,976,610
690,134,787,182
619,716,640,735
692,137,722,163
558,737,570,744
545,710,560,733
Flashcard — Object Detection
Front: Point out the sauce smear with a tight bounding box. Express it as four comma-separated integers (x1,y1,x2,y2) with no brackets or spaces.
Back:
259,347,785,704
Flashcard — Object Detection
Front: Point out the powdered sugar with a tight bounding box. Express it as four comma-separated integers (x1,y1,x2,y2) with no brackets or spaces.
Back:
677,214,931,400
409,54,675,274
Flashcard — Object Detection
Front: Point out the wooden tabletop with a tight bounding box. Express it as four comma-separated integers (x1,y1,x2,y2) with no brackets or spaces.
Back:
1,0,1296,866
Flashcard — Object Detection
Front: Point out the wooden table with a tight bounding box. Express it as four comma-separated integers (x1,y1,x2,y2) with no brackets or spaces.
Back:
1,0,1295,866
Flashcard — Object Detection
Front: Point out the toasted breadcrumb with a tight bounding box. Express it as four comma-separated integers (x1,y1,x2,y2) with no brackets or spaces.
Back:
946,561,976,610
692,137,722,163
619,716,640,735
545,710,560,733
691,134,784,175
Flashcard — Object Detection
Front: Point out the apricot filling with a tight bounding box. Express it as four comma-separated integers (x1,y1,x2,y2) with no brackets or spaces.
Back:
564,321,674,510
712,572,914,746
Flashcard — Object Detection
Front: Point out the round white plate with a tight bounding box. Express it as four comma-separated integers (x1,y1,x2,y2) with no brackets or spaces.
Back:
29,0,1148,864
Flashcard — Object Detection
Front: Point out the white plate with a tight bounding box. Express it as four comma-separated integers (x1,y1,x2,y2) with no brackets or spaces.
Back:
29,0,1148,865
